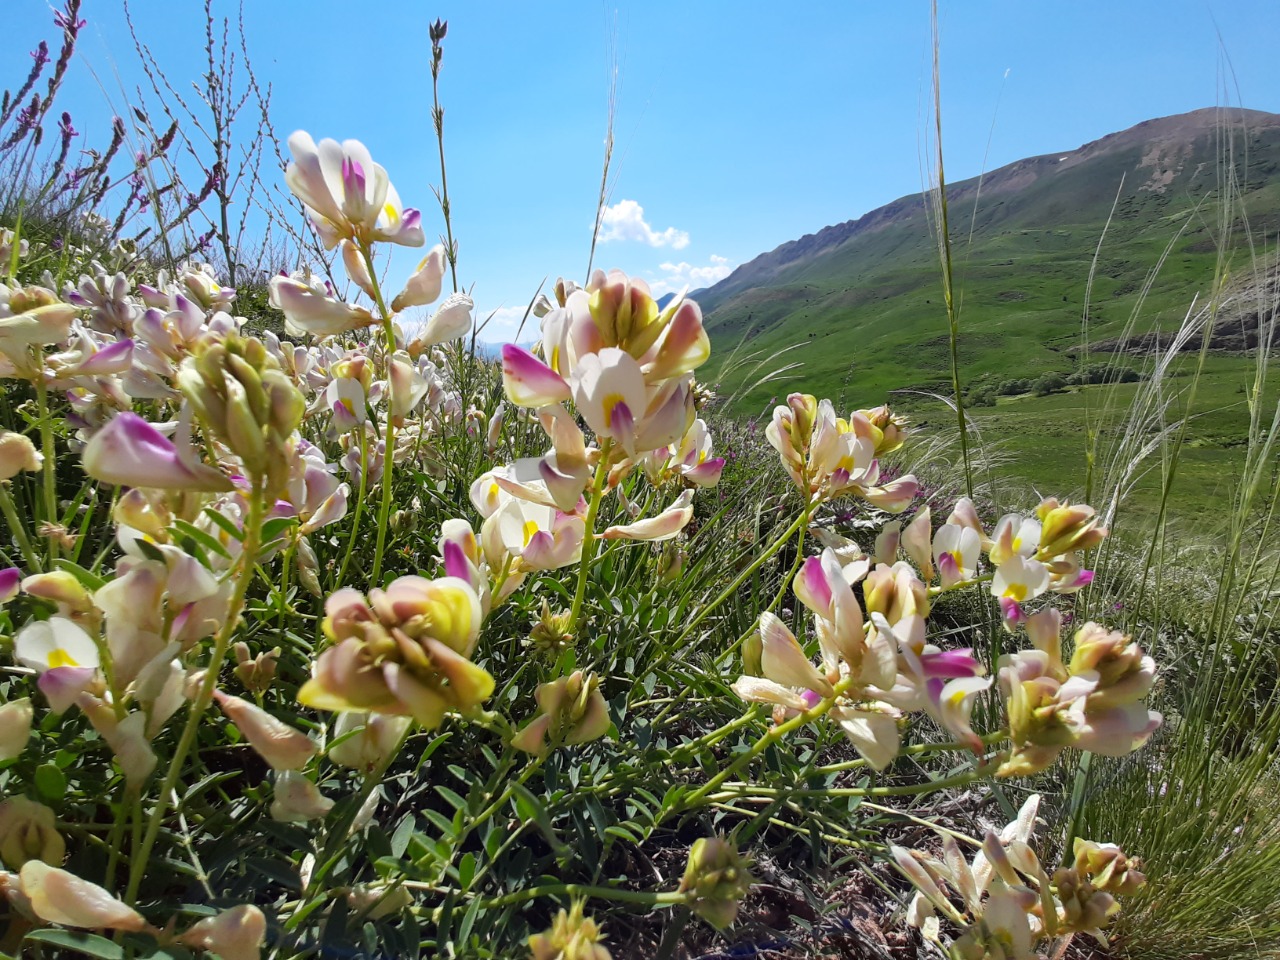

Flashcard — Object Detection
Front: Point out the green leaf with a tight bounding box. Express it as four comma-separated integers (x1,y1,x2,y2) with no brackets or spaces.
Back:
34,762,67,801
423,808,455,839
456,894,482,945
434,785,467,812
202,507,244,542
51,559,106,591
512,783,566,856
246,856,302,891
604,824,640,844
170,519,233,560
134,538,168,563
24,930,124,959
483,825,502,859
458,851,477,890
261,516,298,542
391,813,415,857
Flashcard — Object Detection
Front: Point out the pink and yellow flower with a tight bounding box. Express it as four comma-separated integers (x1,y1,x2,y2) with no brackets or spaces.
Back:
298,576,492,728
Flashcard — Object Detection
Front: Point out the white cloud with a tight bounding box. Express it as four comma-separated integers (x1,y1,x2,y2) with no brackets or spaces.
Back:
598,199,690,249
649,255,735,297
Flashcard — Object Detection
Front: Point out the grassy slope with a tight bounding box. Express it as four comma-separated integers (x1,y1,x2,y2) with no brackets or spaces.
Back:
702,113,1280,519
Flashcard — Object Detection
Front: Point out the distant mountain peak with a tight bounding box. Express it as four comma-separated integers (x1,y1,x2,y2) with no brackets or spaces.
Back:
699,107,1280,413
699,108,1280,315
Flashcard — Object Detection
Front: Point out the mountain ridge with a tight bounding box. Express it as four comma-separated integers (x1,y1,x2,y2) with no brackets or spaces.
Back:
699,106,1280,411
700,107,1280,314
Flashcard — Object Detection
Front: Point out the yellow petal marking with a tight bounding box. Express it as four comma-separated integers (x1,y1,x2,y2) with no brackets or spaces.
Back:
47,648,79,668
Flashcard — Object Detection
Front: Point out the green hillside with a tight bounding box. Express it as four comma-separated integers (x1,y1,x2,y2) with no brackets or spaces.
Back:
702,108,1280,515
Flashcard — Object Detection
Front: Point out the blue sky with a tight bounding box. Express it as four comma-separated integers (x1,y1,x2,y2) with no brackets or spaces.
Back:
5,1,1278,341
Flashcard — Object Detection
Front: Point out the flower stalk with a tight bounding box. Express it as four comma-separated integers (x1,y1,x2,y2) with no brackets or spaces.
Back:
356,237,398,587
566,440,612,634
124,476,266,906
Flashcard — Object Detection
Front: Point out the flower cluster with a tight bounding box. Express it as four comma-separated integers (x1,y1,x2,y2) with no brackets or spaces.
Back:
766,393,917,508
497,270,721,538
894,794,1147,958
733,544,987,770
299,575,492,728
740,414,1157,779
998,610,1161,776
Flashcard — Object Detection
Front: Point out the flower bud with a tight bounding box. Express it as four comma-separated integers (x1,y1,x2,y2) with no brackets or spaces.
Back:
901,507,933,581
786,393,818,451
22,570,92,616
1072,838,1146,896
553,277,579,308
408,292,473,353
874,522,901,567
656,541,686,585
0,698,33,762
340,239,376,300
113,488,172,540
178,904,266,960
19,861,148,932
1068,623,1154,708
233,643,280,695
588,269,658,350
741,630,763,678
328,711,410,772
178,334,305,496
856,405,907,455
391,244,446,313
1036,498,1107,557
529,900,611,960
270,770,333,822
215,690,317,771
79,701,156,785
4,285,77,341
385,509,415,537
0,798,65,869
511,671,610,756
0,567,19,605
678,837,753,930
527,600,574,654
0,431,41,479
863,562,929,624
346,882,412,919
532,293,554,318
1053,866,1119,934
485,403,505,455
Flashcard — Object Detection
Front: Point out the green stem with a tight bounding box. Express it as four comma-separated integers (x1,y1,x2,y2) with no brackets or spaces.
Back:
463,883,688,913
124,477,266,906
426,753,541,892
928,571,994,597
334,427,368,589
779,507,808,629
357,239,398,588
929,2,973,498
677,672,860,813
0,482,41,570
277,543,295,639
646,503,814,732
667,710,759,761
102,785,136,893
566,442,612,633
811,729,1008,775
35,377,58,561
431,46,459,294
312,725,413,893
706,762,996,802
649,505,811,690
